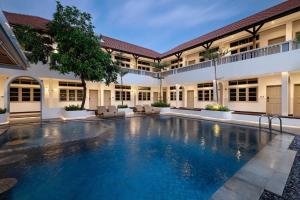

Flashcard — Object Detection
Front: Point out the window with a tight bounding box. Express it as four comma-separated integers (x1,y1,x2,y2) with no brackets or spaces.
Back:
198,89,213,101
59,81,83,87
115,56,131,68
33,89,41,101
268,36,285,46
12,78,39,85
229,87,257,102
59,89,83,101
22,88,31,101
188,60,196,65
198,82,213,88
169,86,183,101
229,78,258,86
115,91,131,101
69,90,76,101
230,35,259,48
138,66,150,71
10,88,19,102
60,89,67,101
170,92,176,101
229,88,237,101
138,92,150,101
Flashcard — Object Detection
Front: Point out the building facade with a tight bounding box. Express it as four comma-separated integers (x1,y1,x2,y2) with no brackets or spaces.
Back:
1,0,300,121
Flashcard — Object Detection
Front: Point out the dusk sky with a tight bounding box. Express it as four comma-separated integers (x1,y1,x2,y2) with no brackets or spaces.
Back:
1,0,285,53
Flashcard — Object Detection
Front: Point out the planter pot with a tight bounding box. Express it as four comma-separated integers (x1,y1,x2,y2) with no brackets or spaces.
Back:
200,110,232,120
118,108,133,116
0,113,9,125
158,107,171,113
62,110,94,120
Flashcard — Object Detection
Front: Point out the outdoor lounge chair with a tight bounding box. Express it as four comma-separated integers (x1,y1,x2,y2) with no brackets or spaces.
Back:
97,106,114,118
144,105,160,114
133,105,144,113
108,106,125,117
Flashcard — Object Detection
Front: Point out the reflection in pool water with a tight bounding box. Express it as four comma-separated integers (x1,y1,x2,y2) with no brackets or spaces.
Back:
0,116,273,200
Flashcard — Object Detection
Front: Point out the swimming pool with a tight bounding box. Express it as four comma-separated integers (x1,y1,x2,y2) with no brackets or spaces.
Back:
0,116,273,200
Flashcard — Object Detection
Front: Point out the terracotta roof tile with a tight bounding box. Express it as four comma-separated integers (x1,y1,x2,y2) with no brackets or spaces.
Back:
100,35,161,59
3,11,50,31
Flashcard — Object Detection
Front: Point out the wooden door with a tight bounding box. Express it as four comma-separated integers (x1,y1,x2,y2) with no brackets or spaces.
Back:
89,90,98,110
187,90,194,108
163,91,167,103
103,90,111,106
153,92,158,102
266,86,281,115
294,85,300,117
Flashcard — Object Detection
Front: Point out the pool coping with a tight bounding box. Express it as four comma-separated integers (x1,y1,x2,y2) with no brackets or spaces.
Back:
210,133,296,200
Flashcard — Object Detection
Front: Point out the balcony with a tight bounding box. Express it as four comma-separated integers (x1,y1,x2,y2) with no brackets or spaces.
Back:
121,67,159,78
161,40,300,77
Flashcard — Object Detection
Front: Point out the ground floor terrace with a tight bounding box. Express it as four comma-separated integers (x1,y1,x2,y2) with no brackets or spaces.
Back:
0,70,300,122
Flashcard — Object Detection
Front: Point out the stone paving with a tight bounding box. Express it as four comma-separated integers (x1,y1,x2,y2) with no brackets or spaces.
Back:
211,134,297,200
260,136,300,200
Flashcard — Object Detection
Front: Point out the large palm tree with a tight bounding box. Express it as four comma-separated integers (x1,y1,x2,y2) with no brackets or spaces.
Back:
202,48,227,104
151,61,170,102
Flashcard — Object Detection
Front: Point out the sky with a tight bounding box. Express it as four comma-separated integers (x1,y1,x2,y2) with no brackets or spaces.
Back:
0,0,285,53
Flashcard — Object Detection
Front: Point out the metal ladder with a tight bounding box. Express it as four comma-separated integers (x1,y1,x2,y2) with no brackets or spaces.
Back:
259,114,282,134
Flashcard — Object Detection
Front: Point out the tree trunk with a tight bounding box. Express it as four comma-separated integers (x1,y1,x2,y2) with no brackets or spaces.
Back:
121,75,124,106
80,74,87,110
213,60,219,104
159,78,162,101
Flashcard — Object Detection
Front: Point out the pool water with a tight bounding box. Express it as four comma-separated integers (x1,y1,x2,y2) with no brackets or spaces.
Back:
0,116,273,200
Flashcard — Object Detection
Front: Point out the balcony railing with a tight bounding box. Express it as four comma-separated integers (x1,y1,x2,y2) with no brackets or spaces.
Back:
121,67,159,78
122,41,300,78
161,40,300,77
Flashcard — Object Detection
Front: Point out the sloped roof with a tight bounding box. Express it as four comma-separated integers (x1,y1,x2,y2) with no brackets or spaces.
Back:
160,0,300,58
3,0,300,59
100,35,161,59
3,11,50,31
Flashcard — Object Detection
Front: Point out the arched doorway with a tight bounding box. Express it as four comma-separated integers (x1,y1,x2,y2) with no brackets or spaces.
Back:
4,76,44,123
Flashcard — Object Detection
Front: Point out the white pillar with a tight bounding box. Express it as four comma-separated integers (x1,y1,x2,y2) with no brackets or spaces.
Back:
286,21,293,41
281,72,289,116
176,84,180,108
100,85,104,106
183,86,188,108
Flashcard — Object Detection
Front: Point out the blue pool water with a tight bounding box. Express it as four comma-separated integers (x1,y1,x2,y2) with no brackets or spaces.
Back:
0,116,272,200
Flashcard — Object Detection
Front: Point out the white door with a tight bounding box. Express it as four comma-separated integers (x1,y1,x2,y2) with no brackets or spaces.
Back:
103,90,111,106
266,86,281,115
89,90,98,110
153,92,158,102
187,90,194,108
294,85,300,117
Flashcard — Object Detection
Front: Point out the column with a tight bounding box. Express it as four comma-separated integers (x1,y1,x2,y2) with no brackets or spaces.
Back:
183,86,188,108
100,85,104,106
176,84,180,108
281,72,289,116
286,21,293,41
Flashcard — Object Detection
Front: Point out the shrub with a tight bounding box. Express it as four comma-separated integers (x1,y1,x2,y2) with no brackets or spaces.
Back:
118,105,128,108
64,105,83,111
205,104,230,112
0,108,7,114
151,101,170,108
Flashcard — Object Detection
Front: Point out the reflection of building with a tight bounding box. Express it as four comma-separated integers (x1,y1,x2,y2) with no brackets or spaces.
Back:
1,1,300,121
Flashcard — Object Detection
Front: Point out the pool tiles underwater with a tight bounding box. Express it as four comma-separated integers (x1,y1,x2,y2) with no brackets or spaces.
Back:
0,116,274,200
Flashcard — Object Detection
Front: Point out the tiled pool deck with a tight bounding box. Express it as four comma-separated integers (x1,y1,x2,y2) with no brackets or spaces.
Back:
211,134,297,200
0,115,300,199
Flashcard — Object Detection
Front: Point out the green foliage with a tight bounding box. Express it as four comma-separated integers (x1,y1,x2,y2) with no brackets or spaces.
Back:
0,108,7,114
202,48,228,61
151,101,170,108
13,25,53,64
48,1,119,109
117,105,128,108
151,62,170,72
64,105,83,111
205,104,230,112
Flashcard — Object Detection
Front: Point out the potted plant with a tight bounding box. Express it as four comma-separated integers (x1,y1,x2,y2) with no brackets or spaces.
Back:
151,101,171,113
0,108,8,125
200,104,232,120
62,105,93,120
